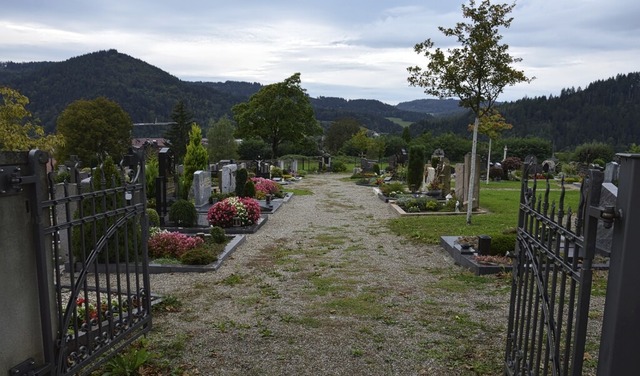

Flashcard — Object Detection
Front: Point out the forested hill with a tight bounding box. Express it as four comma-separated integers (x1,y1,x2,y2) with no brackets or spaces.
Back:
0,50,428,136
0,49,240,134
409,72,640,151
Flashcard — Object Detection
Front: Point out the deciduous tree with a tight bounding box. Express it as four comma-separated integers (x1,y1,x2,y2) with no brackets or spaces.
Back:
408,0,532,224
56,97,131,166
233,73,321,159
0,87,59,152
324,117,361,154
207,115,238,163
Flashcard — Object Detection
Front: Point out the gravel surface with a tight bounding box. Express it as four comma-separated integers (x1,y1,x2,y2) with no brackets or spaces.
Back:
146,173,512,375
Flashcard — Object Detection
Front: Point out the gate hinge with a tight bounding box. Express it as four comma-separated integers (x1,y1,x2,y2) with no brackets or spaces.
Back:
600,205,620,229
9,357,36,375
0,166,24,196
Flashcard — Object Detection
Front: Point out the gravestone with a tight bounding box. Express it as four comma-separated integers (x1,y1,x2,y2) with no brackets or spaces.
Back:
441,158,452,195
604,162,619,183
455,154,480,209
192,170,212,208
220,164,238,194
596,182,617,256
291,159,298,173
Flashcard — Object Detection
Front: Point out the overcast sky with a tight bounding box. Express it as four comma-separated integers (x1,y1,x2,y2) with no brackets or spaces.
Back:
1,1,639,105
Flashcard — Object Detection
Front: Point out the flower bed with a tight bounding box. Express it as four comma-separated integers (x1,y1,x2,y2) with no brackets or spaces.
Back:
148,227,229,266
207,197,261,228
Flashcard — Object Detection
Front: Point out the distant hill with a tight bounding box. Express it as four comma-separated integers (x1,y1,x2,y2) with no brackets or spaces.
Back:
408,72,640,151
396,98,466,116
0,50,429,137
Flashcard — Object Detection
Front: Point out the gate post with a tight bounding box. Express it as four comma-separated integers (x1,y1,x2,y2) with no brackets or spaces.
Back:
597,154,640,375
0,150,54,375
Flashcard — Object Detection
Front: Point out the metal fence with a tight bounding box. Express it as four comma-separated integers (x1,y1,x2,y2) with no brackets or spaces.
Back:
44,150,151,375
504,163,604,375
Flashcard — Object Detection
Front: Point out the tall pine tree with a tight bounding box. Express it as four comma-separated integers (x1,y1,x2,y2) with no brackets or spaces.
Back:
164,100,193,164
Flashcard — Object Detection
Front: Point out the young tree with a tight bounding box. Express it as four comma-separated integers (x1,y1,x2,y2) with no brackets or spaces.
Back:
0,87,60,152
468,109,512,184
165,100,193,164
207,115,238,163
183,123,208,199
233,73,321,159
408,0,532,224
56,97,132,166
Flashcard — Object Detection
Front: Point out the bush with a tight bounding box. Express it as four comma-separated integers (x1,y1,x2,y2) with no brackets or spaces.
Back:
489,166,504,180
210,226,227,244
148,231,204,259
180,247,217,265
379,181,405,196
244,179,256,198
147,208,160,227
487,233,517,256
251,177,281,196
271,167,283,178
573,142,614,164
207,197,261,228
331,160,347,172
235,168,248,197
168,199,197,227
373,163,381,175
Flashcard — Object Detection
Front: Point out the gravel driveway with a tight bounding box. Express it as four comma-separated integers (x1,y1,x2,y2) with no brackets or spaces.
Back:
147,173,512,375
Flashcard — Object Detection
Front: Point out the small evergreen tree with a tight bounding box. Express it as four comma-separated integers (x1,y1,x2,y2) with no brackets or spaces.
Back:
235,168,248,197
407,145,425,193
183,123,208,199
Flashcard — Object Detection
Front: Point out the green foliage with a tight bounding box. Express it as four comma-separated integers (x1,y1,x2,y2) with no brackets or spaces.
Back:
0,86,59,152
500,137,552,161
372,163,381,175
488,233,517,256
573,142,614,164
244,179,256,198
233,73,321,158
237,137,270,160
209,226,227,244
379,181,405,196
168,199,197,227
628,143,640,153
103,348,151,376
164,100,193,164
207,115,238,162
145,155,159,199
56,97,132,166
180,247,217,265
407,145,425,192
408,0,532,117
271,167,283,178
182,123,209,199
235,168,248,197
147,208,160,227
402,127,411,144
331,160,347,172
72,156,141,263
324,117,361,154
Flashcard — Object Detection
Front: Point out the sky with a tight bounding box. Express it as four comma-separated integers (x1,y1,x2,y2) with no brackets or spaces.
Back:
1,1,639,105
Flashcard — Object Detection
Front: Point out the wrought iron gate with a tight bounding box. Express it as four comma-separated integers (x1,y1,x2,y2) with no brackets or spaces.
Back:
43,150,152,375
504,162,606,375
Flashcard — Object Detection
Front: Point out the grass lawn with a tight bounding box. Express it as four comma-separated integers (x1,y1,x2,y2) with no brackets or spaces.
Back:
388,179,581,244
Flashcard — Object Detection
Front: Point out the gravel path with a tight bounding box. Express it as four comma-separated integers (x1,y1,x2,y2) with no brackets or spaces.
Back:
147,173,511,375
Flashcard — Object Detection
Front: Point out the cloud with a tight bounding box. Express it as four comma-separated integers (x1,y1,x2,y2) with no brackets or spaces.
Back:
1,1,640,104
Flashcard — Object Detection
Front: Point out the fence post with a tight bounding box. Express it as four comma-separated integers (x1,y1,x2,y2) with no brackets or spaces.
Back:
597,154,640,375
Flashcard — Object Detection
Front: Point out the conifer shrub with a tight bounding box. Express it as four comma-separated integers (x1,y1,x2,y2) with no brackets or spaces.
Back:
169,199,197,227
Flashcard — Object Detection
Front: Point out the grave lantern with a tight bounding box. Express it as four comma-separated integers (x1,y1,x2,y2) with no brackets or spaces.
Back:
233,216,242,227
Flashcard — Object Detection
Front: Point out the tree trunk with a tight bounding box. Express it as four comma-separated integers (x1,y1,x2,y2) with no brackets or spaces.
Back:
486,137,492,185
467,116,479,224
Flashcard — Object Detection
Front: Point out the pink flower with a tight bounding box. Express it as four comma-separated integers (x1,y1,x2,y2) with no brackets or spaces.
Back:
207,197,261,228
148,231,204,258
